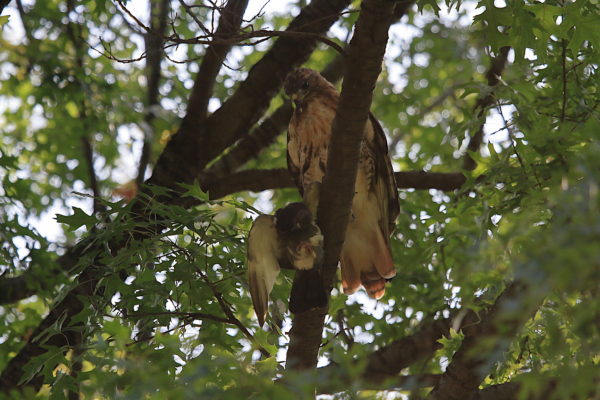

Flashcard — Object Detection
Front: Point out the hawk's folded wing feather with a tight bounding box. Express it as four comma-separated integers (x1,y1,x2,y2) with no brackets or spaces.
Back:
286,127,304,197
367,112,400,239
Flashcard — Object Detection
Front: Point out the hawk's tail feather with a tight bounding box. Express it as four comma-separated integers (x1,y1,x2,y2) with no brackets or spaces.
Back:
340,227,396,296
361,274,386,299
371,228,396,280
340,255,361,295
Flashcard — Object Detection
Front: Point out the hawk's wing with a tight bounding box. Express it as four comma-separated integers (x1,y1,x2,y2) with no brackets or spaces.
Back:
366,112,400,239
339,112,399,298
247,215,281,327
286,124,304,197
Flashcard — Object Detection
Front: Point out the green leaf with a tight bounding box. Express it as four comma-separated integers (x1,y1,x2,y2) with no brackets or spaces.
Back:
55,207,97,231
568,14,600,53
179,180,209,201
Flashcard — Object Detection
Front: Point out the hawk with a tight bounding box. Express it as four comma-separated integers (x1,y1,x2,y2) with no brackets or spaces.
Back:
284,68,400,299
247,202,325,326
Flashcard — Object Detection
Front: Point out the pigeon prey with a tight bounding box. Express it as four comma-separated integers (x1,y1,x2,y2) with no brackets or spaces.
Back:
246,202,324,326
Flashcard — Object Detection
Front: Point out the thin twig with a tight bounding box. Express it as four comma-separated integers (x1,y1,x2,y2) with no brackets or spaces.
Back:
66,0,104,214
125,319,188,346
15,0,34,43
178,0,211,35
462,46,511,171
335,310,354,349
169,29,346,56
125,311,232,324
495,102,542,188
93,28,346,64
115,0,151,32
137,0,170,184
561,39,568,123
197,268,271,358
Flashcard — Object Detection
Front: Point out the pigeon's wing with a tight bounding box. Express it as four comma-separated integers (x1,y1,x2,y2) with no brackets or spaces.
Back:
247,215,281,327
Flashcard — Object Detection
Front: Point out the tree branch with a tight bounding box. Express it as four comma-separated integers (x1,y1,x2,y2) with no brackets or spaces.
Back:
136,0,171,339
184,0,248,127
200,103,294,191
463,46,511,171
285,0,398,371
317,373,442,395
313,280,549,398
206,168,468,199
80,136,102,214
427,281,542,400
178,0,211,36
560,39,568,123
207,168,294,198
467,374,597,400
0,247,81,305
65,0,104,214
0,274,36,304
316,318,453,392
0,259,98,392
314,307,484,394
137,0,170,184
318,378,570,399
0,0,10,14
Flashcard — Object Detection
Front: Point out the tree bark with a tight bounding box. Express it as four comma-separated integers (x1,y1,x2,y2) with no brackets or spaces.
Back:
206,168,469,199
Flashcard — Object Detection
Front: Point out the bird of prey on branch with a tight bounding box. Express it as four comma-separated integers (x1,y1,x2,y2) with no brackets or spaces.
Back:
284,68,400,299
246,202,325,326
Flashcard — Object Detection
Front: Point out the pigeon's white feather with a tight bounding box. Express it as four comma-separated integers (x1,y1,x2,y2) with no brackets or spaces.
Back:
247,215,281,327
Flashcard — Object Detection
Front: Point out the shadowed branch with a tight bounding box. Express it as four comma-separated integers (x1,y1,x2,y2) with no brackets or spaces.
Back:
136,0,170,184
205,168,468,199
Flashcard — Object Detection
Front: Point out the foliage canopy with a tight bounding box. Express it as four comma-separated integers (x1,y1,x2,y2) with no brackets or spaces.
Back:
0,0,599,398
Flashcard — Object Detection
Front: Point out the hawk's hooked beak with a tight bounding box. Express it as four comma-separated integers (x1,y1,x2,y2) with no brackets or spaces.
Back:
290,93,303,110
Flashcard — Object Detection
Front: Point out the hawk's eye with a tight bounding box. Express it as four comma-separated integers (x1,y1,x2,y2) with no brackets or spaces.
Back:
302,81,309,90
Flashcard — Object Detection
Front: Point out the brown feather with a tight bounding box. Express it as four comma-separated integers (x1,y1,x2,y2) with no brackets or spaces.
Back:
285,68,400,299
361,276,386,300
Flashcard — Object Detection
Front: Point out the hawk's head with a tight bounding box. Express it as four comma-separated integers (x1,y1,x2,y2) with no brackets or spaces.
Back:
275,202,313,235
284,68,330,108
